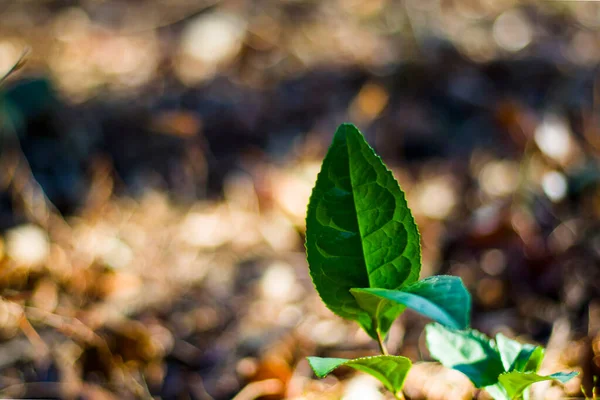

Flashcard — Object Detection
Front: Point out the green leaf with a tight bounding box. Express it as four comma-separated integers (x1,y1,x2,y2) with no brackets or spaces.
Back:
521,347,544,373
495,333,523,372
305,123,420,338
482,338,544,400
498,371,579,399
425,323,504,388
307,355,412,397
495,334,542,372
349,288,406,338
484,383,511,400
351,275,471,330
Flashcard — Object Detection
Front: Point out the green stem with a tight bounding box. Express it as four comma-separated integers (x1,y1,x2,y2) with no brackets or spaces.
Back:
376,330,388,355
376,329,405,400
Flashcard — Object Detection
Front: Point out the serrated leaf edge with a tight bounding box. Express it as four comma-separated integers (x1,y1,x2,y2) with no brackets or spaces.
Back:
307,354,412,397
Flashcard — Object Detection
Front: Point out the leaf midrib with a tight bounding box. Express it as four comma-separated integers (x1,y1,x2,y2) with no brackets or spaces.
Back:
344,129,375,289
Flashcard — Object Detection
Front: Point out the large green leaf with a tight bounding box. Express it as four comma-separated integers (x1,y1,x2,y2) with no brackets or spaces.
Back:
305,123,420,338
425,323,504,388
351,275,470,331
498,371,578,399
307,355,412,397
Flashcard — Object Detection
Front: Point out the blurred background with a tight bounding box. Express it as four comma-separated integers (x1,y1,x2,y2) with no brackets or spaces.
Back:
0,0,598,399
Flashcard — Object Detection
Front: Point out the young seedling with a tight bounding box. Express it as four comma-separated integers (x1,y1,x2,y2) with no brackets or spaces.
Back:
305,123,471,398
425,323,579,400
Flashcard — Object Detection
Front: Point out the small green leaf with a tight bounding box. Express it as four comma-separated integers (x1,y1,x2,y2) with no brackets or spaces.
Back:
425,323,504,388
495,334,542,372
351,275,471,330
426,325,577,400
307,355,412,397
349,289,406,339
485,336,543,400
305,123,420,338
495,334,524,372
521,347,544,373
498,371,579,399
484,383,511,400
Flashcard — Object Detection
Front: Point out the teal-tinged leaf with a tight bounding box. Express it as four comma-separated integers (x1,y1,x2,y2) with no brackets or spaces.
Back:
425,323,504,388
495,334,541,372
305,123,420,338
307,355,412,397
351,275,471,331
498,371,579,399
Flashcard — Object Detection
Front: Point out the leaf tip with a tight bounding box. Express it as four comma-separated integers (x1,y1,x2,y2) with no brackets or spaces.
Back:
333,123,361,142
306,357,325,378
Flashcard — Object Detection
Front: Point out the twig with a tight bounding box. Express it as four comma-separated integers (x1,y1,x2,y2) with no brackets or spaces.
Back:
18,315,50,360
231,379,283,400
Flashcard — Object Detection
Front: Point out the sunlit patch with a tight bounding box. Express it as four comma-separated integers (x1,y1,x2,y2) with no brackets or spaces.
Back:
493,9,532,52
